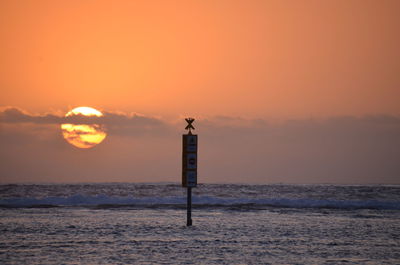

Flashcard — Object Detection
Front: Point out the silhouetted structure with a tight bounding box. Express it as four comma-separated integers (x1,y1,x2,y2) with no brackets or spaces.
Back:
182,118,197,226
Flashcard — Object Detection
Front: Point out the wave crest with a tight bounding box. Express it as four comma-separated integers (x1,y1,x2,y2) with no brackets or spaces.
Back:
1,195,399,210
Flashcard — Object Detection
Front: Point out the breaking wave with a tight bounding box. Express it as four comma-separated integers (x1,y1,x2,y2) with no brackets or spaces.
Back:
1,195,399,210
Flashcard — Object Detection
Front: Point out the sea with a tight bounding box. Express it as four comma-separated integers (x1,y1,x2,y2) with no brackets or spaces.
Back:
0,183,399,264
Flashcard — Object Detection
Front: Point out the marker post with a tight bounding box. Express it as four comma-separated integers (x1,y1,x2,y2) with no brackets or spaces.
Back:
182,118,197,226
187,187,192,226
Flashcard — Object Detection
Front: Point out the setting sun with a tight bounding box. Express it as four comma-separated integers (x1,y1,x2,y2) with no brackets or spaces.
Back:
61,106,106,149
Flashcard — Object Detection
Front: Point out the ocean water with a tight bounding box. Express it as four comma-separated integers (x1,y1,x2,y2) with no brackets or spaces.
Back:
0,183,399,264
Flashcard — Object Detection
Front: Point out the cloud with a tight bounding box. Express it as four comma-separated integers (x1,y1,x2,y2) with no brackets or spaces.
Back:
0,107,169,136
0,107,61,124
100,111,171,136
1,107,400,184
197,115,400,184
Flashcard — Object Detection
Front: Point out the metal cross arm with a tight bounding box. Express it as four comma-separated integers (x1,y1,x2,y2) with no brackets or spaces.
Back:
185,118,195,132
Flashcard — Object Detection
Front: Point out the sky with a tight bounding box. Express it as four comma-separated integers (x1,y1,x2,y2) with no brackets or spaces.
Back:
1,0,399,184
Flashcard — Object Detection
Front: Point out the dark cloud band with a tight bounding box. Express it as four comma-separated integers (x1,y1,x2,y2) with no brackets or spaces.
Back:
0,107,164,127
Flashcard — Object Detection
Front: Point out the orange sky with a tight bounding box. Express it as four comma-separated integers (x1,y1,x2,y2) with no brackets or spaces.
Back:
1,1,400,184
1,0,399,118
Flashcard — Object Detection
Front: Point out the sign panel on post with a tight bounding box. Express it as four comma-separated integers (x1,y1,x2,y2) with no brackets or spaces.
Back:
182,134,197,187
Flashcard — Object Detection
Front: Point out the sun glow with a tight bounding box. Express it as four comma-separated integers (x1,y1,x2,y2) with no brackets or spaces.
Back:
66,106,103,117
61,107,107,149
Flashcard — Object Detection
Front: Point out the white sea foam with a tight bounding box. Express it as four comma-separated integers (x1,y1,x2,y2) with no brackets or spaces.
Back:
1,194,399,210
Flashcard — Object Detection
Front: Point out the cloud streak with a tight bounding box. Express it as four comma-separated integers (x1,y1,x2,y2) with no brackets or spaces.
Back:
0,107,165,126
0,107,61,124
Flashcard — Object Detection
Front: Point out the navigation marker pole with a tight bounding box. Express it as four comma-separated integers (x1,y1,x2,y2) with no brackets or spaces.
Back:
182,118,197,226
